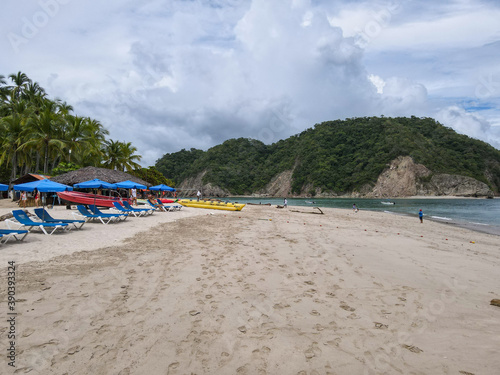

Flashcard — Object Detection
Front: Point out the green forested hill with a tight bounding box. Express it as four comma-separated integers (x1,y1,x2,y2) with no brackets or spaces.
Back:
155,117,500,195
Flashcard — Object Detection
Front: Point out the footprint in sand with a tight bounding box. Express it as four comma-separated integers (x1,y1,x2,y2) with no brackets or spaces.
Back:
168,362,180,371
339,302,355,312
326,337,342,347
67,345,81,355
304,342,322,360
402,344,423,353
22,328,36,337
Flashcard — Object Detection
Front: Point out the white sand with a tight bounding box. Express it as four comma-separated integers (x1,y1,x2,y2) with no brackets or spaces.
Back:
0,201,499,374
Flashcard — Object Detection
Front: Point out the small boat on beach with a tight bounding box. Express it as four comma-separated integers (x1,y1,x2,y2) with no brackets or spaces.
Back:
58,191,175,208
178,199,245,211
58,191,129,208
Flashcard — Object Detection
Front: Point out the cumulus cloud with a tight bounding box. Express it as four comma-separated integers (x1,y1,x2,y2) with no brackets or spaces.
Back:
436,106,500,148
1,0,499,166
377,76,429,115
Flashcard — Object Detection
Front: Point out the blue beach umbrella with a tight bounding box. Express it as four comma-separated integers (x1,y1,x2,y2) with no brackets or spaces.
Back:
114,180,147,189
13,179,73,209
13,179,73,192
74,179,117,190
149,184,176,192
0,183,8,191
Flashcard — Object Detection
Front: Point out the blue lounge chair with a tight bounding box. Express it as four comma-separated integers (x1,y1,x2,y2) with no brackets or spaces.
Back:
147,199,167,211
7,210,68,235
34,208,85,229
122,201,154,215
89,205,127,221
112,201,140,217
74,205,117,225
156,199,174,212
0,229,29,243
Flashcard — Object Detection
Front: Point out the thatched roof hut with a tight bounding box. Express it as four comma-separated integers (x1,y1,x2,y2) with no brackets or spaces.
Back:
50,166,149,186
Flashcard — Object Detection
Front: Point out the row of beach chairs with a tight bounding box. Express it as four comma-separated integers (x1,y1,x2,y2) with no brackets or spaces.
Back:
1,200,182,243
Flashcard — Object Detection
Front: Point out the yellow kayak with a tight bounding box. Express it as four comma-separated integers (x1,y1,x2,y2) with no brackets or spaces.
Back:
178,199,245,211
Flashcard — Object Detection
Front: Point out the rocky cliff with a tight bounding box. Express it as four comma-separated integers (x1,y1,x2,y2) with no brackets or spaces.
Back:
180,156,494,198
366,156,493,198
177,171,231,197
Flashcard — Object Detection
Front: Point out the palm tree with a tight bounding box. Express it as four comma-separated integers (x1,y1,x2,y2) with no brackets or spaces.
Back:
102,140,142,171
63,115,93,162
0,113,25,181
1,71,145,177
8,72,30,100
21,99,66,174
119,142,142,171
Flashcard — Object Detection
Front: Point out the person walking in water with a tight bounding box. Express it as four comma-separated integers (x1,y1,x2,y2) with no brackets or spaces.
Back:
419,209,424,223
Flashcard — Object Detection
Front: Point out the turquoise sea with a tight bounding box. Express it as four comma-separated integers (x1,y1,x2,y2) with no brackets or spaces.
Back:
230,197,500,236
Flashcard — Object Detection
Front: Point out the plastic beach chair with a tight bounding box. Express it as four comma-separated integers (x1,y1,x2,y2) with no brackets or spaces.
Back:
74,205,117,225
34,208,85,229
0,229,29,244
156,199,175,212
122,201,154,215
112,201,140,217
7,209,68,235
147,199,167,212
157,199,182,211
89,205,127,221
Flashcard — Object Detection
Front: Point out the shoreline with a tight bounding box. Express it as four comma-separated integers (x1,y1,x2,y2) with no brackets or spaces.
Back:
232,195,495,200
1,205,499,373
378,209,500,237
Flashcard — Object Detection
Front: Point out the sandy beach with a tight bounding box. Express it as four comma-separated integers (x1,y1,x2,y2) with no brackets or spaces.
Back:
0,200,499,374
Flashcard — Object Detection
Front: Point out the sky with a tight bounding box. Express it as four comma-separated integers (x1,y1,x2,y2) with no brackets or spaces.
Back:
2,0,500,166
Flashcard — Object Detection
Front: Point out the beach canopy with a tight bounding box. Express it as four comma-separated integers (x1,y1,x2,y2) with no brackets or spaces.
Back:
13,179,73,192
149,184,176,192
114,180,147,189
0,183,8,191
74,179,117,189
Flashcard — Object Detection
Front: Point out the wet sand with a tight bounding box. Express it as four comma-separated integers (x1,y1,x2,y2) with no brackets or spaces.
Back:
0,202,499,374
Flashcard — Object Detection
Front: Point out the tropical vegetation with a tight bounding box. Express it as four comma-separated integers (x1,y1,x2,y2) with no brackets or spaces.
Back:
0,72,142,182
156,117,500,195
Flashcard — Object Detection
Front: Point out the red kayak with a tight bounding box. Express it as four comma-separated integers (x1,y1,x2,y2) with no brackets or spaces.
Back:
58,191,130,208
57,191,177,208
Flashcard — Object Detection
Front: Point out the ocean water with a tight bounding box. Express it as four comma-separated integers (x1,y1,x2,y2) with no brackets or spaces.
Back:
230,197,500,235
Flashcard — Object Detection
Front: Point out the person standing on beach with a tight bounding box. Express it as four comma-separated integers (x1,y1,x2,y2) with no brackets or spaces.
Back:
284,198,288,208
353,203,358,213
130,188,137,206
34,188,41,207
197,190,201,201
419,209,423,223
21,191,27,208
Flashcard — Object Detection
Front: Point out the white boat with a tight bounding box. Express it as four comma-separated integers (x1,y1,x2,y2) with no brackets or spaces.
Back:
381,201,396,205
